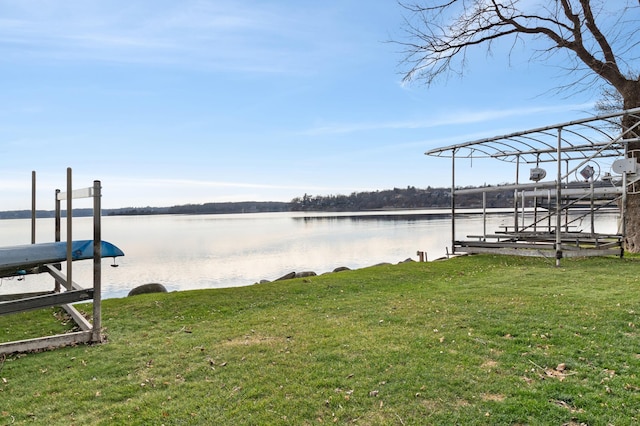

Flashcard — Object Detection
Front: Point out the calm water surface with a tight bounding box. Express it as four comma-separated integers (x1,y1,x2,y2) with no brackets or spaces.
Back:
0,210,619,299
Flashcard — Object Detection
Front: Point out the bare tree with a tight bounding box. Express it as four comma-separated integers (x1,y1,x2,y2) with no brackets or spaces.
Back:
397,0,640,251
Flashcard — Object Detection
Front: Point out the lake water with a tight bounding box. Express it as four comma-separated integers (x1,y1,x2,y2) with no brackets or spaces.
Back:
0,210,620,299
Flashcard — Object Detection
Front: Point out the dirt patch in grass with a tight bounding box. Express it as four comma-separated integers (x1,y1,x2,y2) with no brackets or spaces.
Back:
220,334,284,347
481,393,505,402
481,359,499,369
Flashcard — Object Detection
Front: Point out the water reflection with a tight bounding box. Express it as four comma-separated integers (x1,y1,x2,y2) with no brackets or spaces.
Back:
0,210,620,299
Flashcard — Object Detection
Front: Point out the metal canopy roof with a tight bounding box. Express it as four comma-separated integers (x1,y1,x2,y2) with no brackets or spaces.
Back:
425,107,640,164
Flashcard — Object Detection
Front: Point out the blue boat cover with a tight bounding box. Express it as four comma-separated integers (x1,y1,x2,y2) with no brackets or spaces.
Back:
0,240,124,278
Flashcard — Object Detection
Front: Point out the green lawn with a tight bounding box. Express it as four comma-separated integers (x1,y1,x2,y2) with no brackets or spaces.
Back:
1,255,639,425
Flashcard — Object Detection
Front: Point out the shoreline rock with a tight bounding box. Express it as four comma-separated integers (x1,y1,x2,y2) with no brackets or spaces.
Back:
128,283,168,297
264,257,427,283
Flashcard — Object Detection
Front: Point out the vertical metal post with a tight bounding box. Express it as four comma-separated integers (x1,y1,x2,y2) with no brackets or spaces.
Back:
533,191,538,233
92,180,102,342
555,129,563,266
55,190,61,242
547,190,552,230
564,160,570,232
521,190,526,231
590,181,595,235
621,144,629,249
482,191,487,239
513,189,518,232
515,155,520,232
66,167,73,287
31,171,36,244
54,188,61,292
451,150,456,254
622,164,628,239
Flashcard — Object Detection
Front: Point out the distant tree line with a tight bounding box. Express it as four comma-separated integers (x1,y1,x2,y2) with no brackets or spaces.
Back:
291,185,513,211
107,201,291,216
0,185,517,219
0,202,290,219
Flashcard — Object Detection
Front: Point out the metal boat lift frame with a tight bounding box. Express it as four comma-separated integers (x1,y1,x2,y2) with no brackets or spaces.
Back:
0,168,106,354
426,107,640,265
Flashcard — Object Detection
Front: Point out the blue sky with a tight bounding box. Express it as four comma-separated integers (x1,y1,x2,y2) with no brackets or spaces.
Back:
0,1,604,210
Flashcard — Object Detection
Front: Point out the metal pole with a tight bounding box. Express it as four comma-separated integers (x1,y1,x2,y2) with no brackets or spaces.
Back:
66,167,72,287
54,188,61,292
555,129,563,266
515,155,521,232
55,190,61,242
482,191,487,239
565,160,570,232
621,145,629,251
92,180,102,342
451,150,456,254
521,190,525,231
622,168,628,242
31,171,36,244
513,189,518,232
547,190,552,230
590,181,595,235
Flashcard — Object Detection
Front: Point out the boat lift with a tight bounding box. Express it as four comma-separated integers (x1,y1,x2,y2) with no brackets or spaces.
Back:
0,168,124,354
426,108,640,265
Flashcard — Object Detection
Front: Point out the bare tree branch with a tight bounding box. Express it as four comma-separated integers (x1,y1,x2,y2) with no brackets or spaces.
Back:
395,0,640,103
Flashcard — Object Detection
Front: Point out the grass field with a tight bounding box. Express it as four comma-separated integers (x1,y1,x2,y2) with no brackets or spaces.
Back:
1,254,639,425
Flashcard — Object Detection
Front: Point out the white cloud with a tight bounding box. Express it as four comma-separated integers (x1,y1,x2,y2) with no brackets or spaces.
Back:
302,102,596,135
0,1,353,74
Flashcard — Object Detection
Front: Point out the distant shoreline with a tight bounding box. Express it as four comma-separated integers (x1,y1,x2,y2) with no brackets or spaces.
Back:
0,184,518,220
